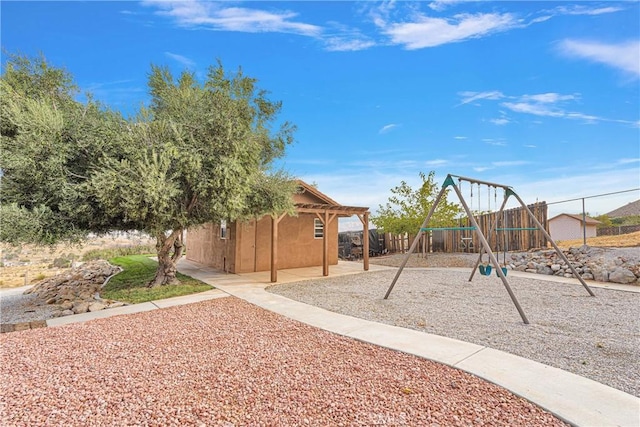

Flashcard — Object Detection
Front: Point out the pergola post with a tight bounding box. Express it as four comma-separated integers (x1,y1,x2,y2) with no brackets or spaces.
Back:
270,213,287,283
317,210,337,276
322,210,329,276
358,212,370,271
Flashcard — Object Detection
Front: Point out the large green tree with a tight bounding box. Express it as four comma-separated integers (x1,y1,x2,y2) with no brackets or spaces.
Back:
372,171,461,235
1,53,130,244
1,54,297,286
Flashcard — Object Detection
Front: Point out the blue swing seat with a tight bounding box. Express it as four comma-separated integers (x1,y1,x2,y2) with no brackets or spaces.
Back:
478,264,492,276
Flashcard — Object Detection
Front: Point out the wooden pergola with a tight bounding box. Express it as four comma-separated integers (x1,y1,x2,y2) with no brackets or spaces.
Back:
269,202,370,282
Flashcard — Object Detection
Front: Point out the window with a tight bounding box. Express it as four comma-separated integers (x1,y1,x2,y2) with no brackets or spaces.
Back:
220,220,228,239
314,218,324,239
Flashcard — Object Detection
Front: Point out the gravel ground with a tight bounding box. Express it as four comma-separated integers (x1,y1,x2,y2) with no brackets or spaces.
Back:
268,267,640,398
0,297,566,426
0,290,55,324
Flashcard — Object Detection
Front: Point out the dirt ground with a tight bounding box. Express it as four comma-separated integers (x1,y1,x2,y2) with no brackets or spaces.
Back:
556,230,640,248
0,233,154,288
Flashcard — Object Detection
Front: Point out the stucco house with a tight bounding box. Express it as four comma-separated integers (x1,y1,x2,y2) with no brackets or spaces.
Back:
548,213,601,241
186,181,370,282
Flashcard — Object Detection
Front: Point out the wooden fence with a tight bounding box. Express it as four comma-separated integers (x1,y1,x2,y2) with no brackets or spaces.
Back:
385,202,548,254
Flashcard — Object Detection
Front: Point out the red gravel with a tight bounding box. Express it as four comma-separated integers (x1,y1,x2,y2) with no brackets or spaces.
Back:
0,297,566,426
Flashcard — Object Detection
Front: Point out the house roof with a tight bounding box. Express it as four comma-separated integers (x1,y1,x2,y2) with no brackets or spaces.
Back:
605,199,640,218
548,213,601,225
295,180,369,216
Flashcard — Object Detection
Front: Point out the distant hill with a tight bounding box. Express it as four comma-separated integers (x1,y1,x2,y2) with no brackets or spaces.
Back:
606,200,640,218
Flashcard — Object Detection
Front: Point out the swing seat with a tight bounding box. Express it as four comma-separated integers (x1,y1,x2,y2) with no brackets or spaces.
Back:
495,267,508,277
478,265,492,276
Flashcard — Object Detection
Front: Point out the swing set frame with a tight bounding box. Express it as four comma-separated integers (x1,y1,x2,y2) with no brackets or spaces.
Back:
383,174,595,324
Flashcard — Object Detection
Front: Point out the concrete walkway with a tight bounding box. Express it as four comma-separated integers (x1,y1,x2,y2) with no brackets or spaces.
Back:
5,260,635,426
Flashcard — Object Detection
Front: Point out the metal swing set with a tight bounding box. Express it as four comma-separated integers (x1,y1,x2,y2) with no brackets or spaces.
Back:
384,174,595,324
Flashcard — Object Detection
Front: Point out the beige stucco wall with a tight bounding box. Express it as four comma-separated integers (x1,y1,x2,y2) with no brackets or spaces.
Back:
234,214,339,273
186,213,339,274
185,222,236,272
549,216,597,241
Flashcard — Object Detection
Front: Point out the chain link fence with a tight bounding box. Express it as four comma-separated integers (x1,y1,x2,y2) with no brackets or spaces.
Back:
597,224,640,236
546,188,639,244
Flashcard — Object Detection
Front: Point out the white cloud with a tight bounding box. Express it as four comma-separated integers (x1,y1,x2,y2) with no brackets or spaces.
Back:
521,93,578,103
500,92,581,119
143,1,322,36
618,158,640,164
483,138,507,146
145,1,380,52
379,123,399,134
558,39,640,78
502,102,564,117
523,144,537,149
490,118,509,126
454,136,467,140
164,52,196,68
502,100,630,125
324,37,376,52
428,0,465,12
530,15,552,24
564,112,600,123
380,12,520,49
555,5,624,16
424,159,448,166
322,21,378,51
473,166,493,172
457,90,504,105
459,89,637,126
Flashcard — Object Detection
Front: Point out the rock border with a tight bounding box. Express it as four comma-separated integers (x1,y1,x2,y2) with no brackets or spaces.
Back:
508,245,639,285
1,260,127,333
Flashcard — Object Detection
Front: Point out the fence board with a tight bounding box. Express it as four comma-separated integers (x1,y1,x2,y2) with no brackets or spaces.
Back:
388,202,548,254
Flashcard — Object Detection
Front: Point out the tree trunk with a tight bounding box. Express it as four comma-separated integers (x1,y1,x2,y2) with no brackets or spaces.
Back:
148,228,183,287
171,232,184,264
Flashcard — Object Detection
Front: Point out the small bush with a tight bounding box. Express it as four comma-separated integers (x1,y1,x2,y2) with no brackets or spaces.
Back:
32,273,46,282
51,257,72,268
4,251,18,261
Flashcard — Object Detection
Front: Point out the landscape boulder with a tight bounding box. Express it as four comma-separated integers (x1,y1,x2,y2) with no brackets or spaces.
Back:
608,267,637,284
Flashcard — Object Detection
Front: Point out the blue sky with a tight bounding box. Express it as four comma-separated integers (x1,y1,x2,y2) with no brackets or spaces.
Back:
2,1,639,229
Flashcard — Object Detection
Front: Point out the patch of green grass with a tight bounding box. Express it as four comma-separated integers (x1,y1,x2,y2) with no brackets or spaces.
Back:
101,255,212,304
82,245,157,261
